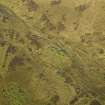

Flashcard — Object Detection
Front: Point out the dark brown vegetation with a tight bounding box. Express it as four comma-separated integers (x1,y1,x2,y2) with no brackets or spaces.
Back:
23,0,39,12
51,0,61,5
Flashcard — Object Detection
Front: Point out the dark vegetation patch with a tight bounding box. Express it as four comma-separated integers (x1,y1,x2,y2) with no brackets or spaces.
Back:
0,31,8,46
90,100,101,105
0,15,9,22
40,13,56,32
99,48,104,54
64,76,73,84
80,32,105,43
8,55,25,71
23,0,39,12
0,39,7,46
51,0,61,6
0,28,21,44
27,34,42,49
69,96,79,105
49,95,60,105
40,13,49,22
7,44,17,54
75,4,89,12
19,38,25,44
73,22,79,30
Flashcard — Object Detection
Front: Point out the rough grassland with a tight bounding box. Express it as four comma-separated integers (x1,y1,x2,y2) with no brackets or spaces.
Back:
0,0,105,105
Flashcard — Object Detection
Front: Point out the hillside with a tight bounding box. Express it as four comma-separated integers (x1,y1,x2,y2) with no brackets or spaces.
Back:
0,0,105,105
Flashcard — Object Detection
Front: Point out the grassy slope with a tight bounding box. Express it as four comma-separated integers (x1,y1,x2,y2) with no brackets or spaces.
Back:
0,0,105,105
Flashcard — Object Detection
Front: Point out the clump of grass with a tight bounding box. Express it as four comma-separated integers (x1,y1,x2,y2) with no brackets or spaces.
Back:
1,82,29,105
